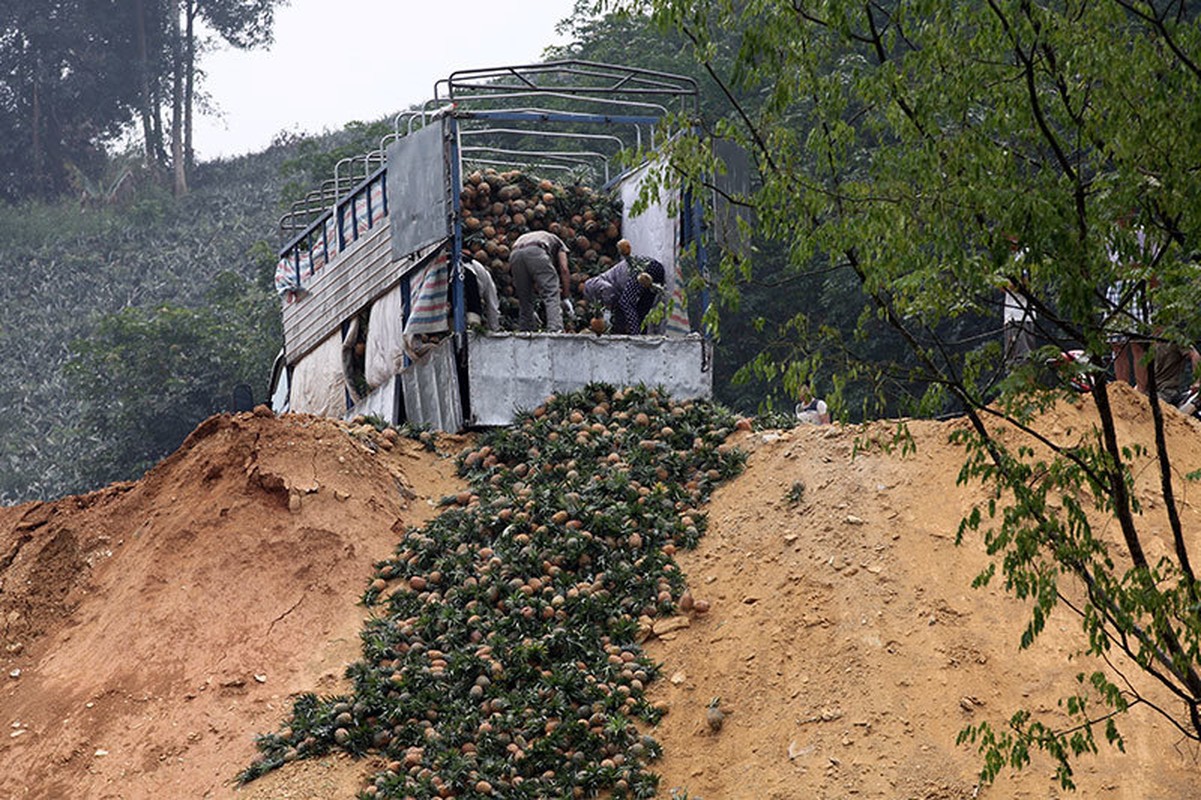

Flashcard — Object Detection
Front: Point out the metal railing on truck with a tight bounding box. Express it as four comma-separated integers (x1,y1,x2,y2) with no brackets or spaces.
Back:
274,59,701,317
272,61,715,427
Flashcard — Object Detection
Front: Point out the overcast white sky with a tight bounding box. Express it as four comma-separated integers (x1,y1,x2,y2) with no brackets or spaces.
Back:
194,0,579,160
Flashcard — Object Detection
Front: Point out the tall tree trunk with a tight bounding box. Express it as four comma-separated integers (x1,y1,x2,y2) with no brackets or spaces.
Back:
151,83,166,166
30,75,43,196
134,0,156,168
184,0,195,173
170,0,187,195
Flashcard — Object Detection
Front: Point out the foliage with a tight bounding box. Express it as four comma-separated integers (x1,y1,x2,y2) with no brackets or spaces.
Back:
192,0,277,49
241,384,744,798
0,0,145,200
0,138,301,503
0,0,284,203
609,0,1201,789
554,4,929,417
63,270,280,486
278,120,394,206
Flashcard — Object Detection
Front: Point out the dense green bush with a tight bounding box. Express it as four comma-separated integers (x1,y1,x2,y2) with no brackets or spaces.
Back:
63,271,281,487
0,142,299,502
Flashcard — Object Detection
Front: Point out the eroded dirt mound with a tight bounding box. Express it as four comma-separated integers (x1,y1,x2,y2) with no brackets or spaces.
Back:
645,385,1200,799
2,385,1199,799
0,411,465,799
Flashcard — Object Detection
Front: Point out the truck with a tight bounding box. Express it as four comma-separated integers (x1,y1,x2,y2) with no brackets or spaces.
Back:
267,60,741,430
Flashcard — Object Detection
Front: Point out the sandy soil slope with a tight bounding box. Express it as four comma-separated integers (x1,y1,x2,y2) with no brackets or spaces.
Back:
0,411,463,799
2,386,1198,798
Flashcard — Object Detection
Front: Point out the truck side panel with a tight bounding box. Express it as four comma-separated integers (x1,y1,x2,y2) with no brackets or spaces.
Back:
283,220,393,365
386,122,450,261
466,333,712,426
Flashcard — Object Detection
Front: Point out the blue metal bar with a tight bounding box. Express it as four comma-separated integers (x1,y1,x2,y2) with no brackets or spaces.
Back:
278,164,387,257
454,110,662,127
691,189,710,322
365,180,373,230
448,116,466,341
400,275,412,370
460,127,625,147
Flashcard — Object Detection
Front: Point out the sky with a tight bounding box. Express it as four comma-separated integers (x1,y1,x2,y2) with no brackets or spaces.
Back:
193,0,579,160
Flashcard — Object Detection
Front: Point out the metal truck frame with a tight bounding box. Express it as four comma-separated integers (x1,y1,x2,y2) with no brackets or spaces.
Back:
269,61,719,430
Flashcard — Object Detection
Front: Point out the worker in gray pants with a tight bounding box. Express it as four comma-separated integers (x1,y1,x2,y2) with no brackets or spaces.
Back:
510,230,571,332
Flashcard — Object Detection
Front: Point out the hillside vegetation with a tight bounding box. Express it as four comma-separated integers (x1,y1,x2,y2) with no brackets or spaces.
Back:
0,147,293,502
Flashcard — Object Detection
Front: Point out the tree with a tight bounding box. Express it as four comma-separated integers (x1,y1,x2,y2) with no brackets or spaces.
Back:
170,0,187,194
132,0,168,169
164,0,281,194
64,270,282,487
0,0,282,202
183,0,278,172
608,0,1201,788
552,3,922,416
0,0,143,200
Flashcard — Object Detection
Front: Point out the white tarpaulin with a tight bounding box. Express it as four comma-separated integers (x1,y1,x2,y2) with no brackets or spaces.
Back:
289,331,346,417
365,284,405,389
616,163,692,335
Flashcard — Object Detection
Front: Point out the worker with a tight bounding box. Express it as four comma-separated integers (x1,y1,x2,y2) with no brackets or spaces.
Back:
795,384,830,424
462,257,500,331
1150,340,1201,407
509,230,571,332
582,239,666,335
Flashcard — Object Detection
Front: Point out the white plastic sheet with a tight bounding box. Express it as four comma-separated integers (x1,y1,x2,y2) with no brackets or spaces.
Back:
289,332,346,417
366,285,406,389
616,163,691,335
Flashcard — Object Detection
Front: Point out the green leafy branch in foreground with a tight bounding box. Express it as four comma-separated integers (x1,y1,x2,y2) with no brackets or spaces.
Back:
608,0,1201,788
240,384,744,798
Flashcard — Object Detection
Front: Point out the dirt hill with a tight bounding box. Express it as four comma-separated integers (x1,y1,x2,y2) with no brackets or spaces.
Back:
1,387,1198,798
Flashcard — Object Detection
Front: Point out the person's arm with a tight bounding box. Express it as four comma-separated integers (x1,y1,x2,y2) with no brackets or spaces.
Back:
558,250,570,299
584,261,624,306
474,261,501,331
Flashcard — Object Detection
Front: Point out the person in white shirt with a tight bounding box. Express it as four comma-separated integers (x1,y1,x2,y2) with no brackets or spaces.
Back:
462,257,500,331
795,384,830,424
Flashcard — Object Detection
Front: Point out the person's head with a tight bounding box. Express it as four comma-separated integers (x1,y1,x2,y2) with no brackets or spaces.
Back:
647,259,664,283
617,239,632,257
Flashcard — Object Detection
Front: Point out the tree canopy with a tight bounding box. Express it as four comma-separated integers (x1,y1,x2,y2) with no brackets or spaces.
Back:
0,0,282,202
63,269,281,486
607,0,1201,788
0,0,143,199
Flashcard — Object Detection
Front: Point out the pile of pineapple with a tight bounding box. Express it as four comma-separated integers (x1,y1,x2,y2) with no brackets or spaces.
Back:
461,169,624,329
241,384,746,799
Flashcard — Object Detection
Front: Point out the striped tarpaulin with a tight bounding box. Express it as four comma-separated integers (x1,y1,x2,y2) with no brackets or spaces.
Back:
403,250,450,337
274,256,299,296
310,234,327,273
339,205,354,248
355,193,370,237
666,282,691,336
298,249,314,283
324,217,339,263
